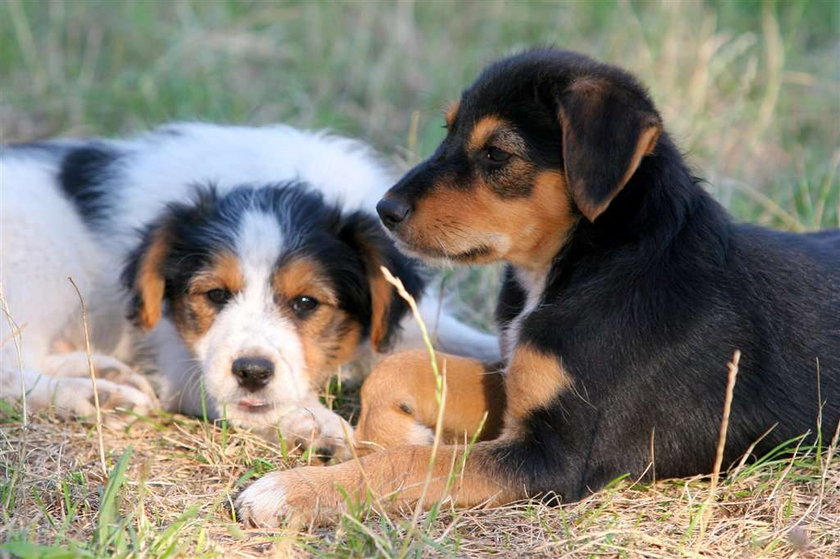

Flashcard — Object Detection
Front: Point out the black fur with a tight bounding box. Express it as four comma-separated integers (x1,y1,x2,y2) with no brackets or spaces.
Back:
58,143,121,228
385,49,839,501
122,183,425,348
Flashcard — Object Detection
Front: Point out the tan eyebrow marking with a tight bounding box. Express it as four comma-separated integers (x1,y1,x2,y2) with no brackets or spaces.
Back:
444,100,460,128
467,115,507,151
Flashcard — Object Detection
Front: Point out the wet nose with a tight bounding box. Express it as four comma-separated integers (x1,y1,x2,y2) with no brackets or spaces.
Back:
376,197,411,230
232,356,274,392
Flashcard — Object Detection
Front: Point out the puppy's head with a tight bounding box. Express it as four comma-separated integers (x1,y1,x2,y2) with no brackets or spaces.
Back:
122,184,423,424
377,49,662,269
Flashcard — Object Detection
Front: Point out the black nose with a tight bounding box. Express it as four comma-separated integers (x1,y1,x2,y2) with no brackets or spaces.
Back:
232,357,274,392
376,197,411,230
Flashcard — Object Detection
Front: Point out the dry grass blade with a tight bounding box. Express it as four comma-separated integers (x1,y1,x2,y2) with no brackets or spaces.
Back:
380,266,451,556
0,283,27,425
697,349,741,545
67,276,106,477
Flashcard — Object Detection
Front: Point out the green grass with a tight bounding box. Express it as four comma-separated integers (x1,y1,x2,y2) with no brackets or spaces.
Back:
1,0,838,557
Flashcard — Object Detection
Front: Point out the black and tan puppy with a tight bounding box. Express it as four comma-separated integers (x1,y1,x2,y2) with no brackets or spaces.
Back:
236,49,839,526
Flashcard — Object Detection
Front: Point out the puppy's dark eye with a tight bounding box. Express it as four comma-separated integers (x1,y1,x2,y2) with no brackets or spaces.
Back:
485,146,511,162
206,288,232,306
290,295,319,318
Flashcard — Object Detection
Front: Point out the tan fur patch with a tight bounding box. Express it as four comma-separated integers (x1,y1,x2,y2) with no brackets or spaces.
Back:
504,344,572,424
444,100,460,128
467,115,507,151
367,271,392,352
273,257,338,307
189,252,244,294
356,350,505,452
619,124,661,185
568,77,610,118
171,251,245,345
346,237,395,352
135,227,170,330
408,169,576,272
273,256,361,385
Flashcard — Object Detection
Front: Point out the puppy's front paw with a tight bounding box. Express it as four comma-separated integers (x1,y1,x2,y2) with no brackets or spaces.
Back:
279,406,355,462
235,467,348,528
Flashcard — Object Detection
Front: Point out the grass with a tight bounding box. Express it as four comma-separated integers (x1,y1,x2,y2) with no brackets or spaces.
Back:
1,413,838,557
1,0,839,557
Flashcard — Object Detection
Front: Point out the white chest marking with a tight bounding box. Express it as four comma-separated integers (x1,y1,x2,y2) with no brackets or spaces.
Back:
502,267,547,363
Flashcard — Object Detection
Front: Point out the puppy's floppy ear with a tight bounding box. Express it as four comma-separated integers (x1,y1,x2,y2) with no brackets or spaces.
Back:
341,213,426,352
121,220,173,330
558,77,662,221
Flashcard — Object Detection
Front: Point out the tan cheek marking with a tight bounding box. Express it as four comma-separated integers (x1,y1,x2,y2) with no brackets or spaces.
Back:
504,344,572,424
299,314,362,386
170,297,214,346
502,170,576,268
467,115,506,152
410,170,576,269
444,100,460,128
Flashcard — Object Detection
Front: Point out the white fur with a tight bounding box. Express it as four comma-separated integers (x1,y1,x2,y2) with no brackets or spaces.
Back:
235,471,290,527
1,123,499,450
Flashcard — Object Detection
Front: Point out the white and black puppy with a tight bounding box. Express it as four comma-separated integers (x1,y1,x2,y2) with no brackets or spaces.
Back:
0,123,497,458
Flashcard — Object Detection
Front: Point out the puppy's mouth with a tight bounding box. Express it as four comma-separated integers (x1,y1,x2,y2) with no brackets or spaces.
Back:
396,239,493,263
237,398,275,413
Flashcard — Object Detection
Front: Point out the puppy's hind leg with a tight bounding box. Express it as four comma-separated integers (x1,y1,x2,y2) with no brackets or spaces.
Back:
356,349,506,452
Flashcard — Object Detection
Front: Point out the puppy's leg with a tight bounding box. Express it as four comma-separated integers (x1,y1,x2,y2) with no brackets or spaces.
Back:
356,350,505,452
42,352,158,402
236,440,524,527
2,367,156,419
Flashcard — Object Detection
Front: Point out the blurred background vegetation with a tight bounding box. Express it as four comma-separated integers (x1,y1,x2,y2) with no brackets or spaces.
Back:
2,0,838,324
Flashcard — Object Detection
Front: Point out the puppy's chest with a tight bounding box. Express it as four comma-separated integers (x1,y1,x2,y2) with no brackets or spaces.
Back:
500,268,546,362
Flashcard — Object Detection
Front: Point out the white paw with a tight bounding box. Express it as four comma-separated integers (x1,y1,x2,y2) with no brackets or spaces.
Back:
50,377,158,421
278,406,355,462
235,471,290,528
42,352,159,403
93,362,158,403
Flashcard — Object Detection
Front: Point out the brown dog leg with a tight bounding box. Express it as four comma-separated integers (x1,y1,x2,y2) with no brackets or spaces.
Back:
235,440,524,527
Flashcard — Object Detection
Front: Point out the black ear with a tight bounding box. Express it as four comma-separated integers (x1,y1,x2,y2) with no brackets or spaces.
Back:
558,77,662,221
121,220,173,330
340,213,426,352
